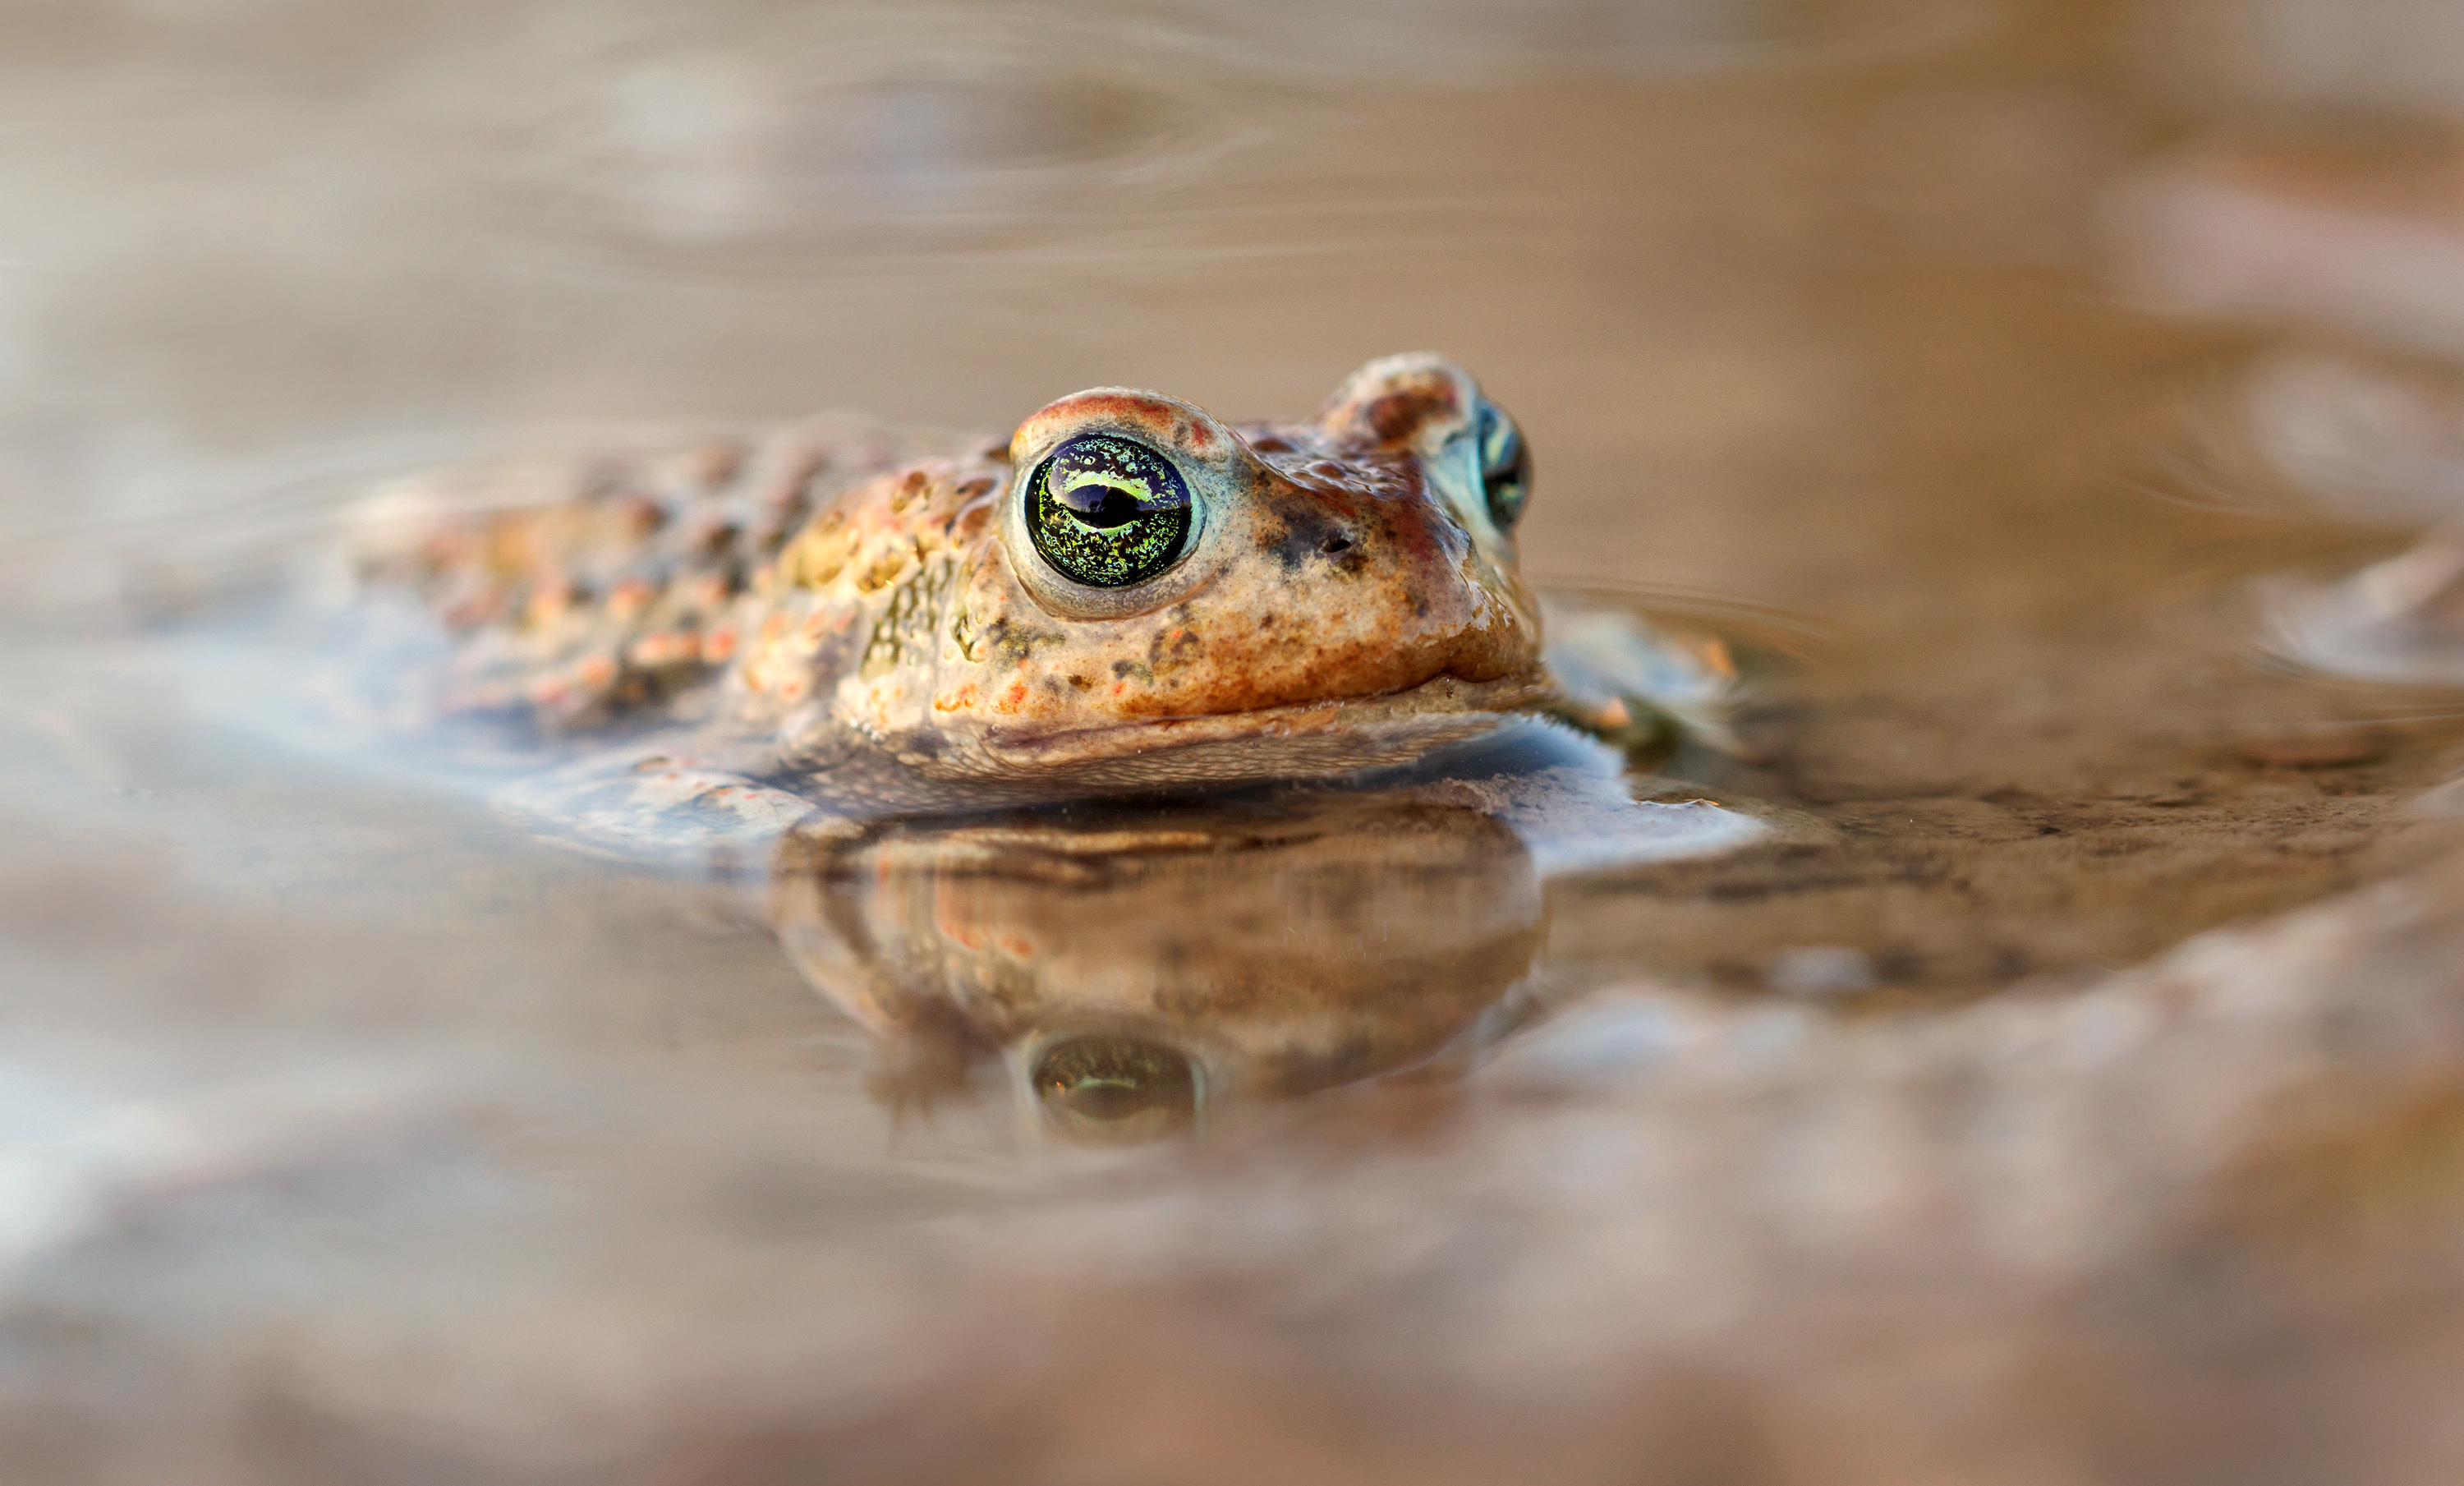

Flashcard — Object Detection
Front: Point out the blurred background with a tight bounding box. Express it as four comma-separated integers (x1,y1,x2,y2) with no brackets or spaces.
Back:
0,0,2455,589
0,0,2445,597
11,1,2464,1482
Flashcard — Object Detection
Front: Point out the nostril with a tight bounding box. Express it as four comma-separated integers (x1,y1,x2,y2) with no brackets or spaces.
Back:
1320,535,1354,555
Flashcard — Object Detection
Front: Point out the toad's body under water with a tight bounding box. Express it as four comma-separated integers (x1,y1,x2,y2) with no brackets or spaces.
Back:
353,354,1749,866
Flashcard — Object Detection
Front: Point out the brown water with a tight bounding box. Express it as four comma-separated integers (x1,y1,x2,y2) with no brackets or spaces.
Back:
11,1,2464,1481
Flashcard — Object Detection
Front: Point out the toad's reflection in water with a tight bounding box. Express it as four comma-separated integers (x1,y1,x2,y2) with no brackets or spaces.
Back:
769,790,1542,1144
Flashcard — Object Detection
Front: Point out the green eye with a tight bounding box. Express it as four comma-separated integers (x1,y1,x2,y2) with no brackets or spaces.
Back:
1027,434,1193,588
1032,1034,1199,1145
1478,401,1530,531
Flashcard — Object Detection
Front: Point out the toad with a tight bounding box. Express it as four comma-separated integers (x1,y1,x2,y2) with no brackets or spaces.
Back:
355,353,1733,856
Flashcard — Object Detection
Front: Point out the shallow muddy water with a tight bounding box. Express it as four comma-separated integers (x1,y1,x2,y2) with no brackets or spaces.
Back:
11,1,2464,1481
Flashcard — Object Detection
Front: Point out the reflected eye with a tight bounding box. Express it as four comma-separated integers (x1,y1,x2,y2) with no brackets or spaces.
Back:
1027,434,1193,588
1032,1034,1198,1145
1477,401,1530,531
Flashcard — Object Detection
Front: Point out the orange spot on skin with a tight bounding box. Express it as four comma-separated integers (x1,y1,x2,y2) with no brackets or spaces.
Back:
703,627,738,661
996,935,1035,958
525,586,572,627
577,654,616,687
607,578,655,619
761,613,788,644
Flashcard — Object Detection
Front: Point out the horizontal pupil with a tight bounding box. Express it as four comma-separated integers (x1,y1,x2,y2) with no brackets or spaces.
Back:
1056,482,1147,529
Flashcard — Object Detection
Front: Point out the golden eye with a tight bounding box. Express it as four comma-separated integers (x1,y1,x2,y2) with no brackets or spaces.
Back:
1478,401,1530,531
1027,434,1193,588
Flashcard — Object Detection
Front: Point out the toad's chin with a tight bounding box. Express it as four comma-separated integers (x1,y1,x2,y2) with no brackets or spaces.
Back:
925,671,1556,792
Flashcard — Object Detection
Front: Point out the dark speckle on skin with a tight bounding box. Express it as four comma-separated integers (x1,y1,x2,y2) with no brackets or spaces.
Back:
857,558,955,681
984,614,1065,668
1264,504,1366,577
1147,610,1206,672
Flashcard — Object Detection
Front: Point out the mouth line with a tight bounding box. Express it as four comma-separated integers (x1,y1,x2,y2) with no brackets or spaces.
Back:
978,670,1555,763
